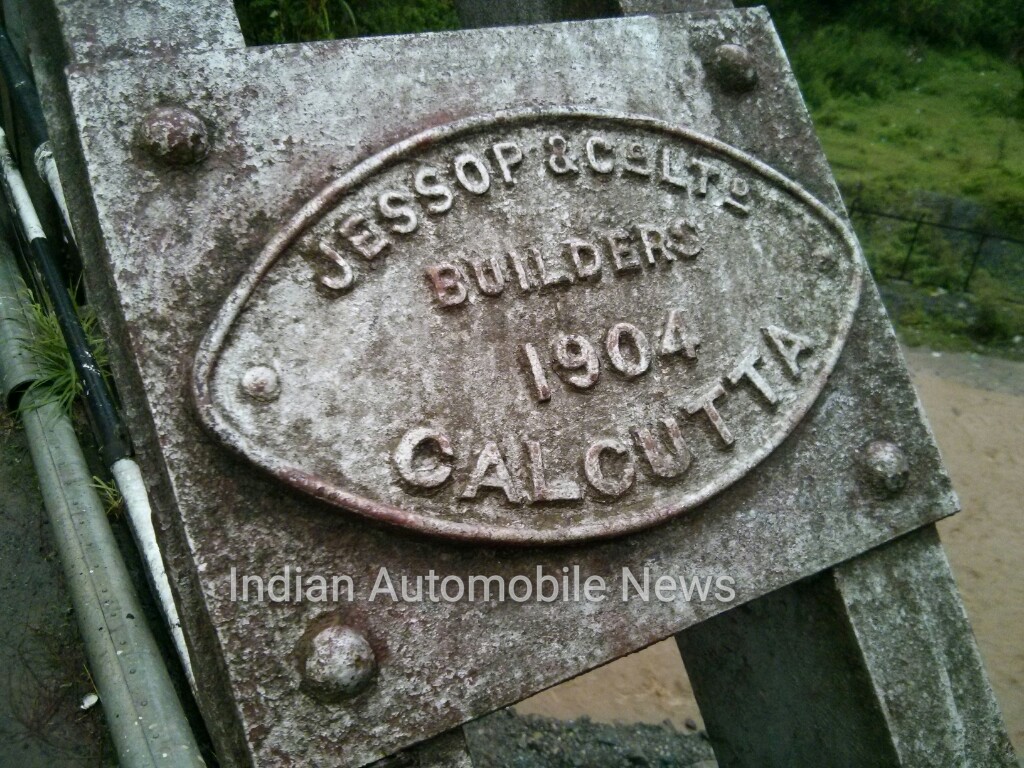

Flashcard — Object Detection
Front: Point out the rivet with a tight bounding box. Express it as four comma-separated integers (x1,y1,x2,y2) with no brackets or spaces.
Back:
137,106,210,166
708,44,759,93
241,366,280,402
861,440,909,494
301,625,377,700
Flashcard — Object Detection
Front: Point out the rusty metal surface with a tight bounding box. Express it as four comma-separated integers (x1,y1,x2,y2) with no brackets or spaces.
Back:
368,729,474,768
193,108,863,544
47,0,244,64
64,9,957,767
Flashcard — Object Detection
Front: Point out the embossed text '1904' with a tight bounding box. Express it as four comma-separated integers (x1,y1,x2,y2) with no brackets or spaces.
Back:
193,109,862,544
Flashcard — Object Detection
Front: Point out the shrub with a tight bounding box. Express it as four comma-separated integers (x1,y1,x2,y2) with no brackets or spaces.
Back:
789,25,922,105
751,0,1024,58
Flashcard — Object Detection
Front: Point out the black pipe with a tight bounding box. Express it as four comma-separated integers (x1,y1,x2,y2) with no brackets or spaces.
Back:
26,234,131,466
0,25,49,152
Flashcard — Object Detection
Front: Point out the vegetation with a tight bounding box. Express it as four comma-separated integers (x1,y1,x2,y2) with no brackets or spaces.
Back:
0,405,14,435
233,0,458,45
754,7,1024,226
19,292,111,415
756,0,1023,60
91,476,125,518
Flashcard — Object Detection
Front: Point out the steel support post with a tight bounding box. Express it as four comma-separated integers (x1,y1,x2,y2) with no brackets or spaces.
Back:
15,1,1016,767
675,525,1016,768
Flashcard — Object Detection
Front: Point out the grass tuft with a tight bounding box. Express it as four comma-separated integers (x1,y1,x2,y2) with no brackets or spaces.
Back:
90,476,124,518
18,290,111,416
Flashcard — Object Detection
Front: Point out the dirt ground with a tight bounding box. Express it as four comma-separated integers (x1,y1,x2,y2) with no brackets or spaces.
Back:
517,347,1024,755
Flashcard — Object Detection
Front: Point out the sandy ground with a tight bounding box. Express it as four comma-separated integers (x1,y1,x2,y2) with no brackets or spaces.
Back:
518,347,1024,754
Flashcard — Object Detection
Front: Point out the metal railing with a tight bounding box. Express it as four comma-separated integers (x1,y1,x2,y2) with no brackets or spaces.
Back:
846,200,1024,294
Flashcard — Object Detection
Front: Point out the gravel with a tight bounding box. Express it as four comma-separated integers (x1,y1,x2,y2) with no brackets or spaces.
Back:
466,709,717,768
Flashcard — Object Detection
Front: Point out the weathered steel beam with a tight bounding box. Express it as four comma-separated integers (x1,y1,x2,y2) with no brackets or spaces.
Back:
368,728,476,768
676,525,1017,767
12,0,1014,767
4,0,254,760
33,0,244,65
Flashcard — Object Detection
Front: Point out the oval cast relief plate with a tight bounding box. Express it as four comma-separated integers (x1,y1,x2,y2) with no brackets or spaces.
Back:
193,109,863,545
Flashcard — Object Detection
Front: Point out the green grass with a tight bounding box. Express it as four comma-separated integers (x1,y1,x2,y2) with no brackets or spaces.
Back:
813,47,1024,356
19,293,111,416
90,476,124,518
233,0,459,45
812,50,1024,226
765,19,1024,356
880,280,1024,359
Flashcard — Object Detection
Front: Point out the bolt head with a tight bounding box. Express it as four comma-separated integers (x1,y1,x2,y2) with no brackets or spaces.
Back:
708,44,759,93
861,440,909,494
137,106,209,166
301,624,377,701
241,366,280,402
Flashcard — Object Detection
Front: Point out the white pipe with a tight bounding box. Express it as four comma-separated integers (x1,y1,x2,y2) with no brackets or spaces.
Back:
113,457,196,689
1,239,204,767
34,141,76,245
0,125,44,241
4,123,195,692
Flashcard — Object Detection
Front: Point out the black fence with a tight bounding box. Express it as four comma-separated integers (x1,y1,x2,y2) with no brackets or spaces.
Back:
846,202,1024,295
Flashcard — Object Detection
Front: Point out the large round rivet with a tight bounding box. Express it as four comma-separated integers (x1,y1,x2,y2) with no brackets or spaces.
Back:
137,106,210,166
708,44,759,93
241,366,280,402
861,440,909,494
301,625,377,700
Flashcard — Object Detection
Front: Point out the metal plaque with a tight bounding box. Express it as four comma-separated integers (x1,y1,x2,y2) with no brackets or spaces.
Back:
62,9,957,766
194,109,861,544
